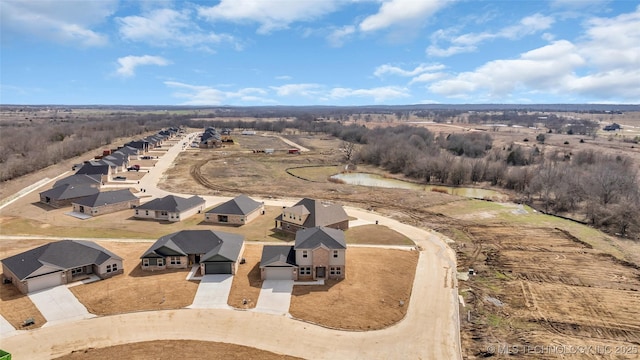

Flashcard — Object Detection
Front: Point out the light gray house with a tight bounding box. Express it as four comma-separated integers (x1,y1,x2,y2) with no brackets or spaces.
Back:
1,240,123,294
71,189,140,217
204,195,264,225
140,230,244,275
260,226,347,281
134,195,205,222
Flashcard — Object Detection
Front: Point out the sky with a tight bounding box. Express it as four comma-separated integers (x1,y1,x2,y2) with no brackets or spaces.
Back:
1,0,639,106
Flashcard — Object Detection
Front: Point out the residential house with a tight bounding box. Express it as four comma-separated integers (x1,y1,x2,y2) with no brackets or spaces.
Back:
275,198,349,235
75,162,112,183
140,230,244,275
39,184,100,208
134,195,205,222
1,240,123,294
124,140,150,153
260,226,346,280
115,145,140,159
71,189,140,217
204,195,264,225
53,174,102,189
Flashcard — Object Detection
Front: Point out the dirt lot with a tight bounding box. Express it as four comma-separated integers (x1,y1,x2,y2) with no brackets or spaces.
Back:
345,224,413,245
289,247,419,330
55,340,301,360
450,225,640,359
228,244,263,309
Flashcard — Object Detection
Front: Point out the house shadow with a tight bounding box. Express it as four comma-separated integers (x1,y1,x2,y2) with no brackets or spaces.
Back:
196,220,242,227
31,202,57,211
124,216,175,225
292,278,342,295
0,282,26,301
127,265,190,278
245,262,263,289
270,229,295,242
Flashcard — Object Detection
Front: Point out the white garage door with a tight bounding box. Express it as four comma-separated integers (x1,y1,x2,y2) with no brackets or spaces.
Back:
27,272,64,293
265,267,294,280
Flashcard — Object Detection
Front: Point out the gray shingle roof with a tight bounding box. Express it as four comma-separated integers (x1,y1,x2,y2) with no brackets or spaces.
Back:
40,184,100,201
277,198,349,228
72,189,138,207
206,195,262,216
294,226,347,250
260,245,296,267
137,195,205,212
1,240,122,281
53,174,102,188
75,163,110,176
141,230,244,262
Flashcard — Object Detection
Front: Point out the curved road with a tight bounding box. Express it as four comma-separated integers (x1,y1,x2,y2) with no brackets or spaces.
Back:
1,133,461,359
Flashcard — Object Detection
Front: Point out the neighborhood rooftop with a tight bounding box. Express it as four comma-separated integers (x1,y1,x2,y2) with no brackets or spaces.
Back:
141,230,244,262
294,226,347,250
137,195,205,212
206,194,262,215
72,189,137,207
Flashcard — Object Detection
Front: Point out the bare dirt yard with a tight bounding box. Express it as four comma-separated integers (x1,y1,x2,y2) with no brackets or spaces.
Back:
228,243,263,309
345,224,413,245
55,340,302,360
289,247,419,330
69,241,198,315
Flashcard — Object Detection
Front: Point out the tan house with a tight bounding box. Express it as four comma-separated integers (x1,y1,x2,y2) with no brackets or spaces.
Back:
39,184,100,208
1,240,123,294
275,198,350,235
204,195,264,225
140,230,244,275
260,226,346,281
71,189,140,217
134,195,205,222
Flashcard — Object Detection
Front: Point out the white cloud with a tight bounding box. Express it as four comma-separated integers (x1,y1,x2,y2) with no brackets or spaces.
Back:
428,5,640,103
427,13,555,57
359,0,450,32
327,25,356,47
275,75,293,80
0,0,115,46
116,55,171,77
374,63,445,77
270,84,324,97
198,0,340,34
117,8,237,48
165,81,273,105
329,86,410,103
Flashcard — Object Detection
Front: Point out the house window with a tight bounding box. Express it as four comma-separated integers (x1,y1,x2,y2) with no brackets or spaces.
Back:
71,267,82,275
160,211,168,216
333,250,339,258
302,250,308,258
330,267,342,275
106,265,112,273
135,209,139,215
170,256,180,265
145,210,149,216
299,267,311,275
143,259,149,267
157,259,164,266
112,264,118,272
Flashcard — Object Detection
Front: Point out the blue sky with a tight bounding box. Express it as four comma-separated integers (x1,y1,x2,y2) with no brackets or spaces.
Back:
1,0,639,106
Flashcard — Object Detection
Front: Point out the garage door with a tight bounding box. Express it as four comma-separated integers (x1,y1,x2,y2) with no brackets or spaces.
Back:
27,272,64,293
204,262,232,274
265,267,294,280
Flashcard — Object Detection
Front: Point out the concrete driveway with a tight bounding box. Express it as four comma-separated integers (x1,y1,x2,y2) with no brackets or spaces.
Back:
28,285,94,327
188,275,233,309
254,280,294,316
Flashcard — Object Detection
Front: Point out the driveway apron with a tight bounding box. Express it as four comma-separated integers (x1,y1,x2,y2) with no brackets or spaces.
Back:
254,280,294,316
188,274,233,309
28,285,94,327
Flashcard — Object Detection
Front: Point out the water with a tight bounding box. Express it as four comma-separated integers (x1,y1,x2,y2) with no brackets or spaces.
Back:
331,173,507,201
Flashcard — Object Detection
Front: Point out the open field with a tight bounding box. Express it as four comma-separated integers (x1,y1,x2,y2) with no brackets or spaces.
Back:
290,247,419,330
55,340,302,360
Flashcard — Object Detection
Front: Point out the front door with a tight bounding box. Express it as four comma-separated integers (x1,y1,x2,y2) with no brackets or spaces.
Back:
79,206,85,213
195,255,201,263
316,266,326,279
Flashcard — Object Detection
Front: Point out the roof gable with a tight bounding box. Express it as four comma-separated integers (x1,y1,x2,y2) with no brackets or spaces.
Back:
287,198,349,228
207,195,262,216
141,230,243,262
137,195,204,212
260,245,296,267
294,226,347,250
72,189,137,207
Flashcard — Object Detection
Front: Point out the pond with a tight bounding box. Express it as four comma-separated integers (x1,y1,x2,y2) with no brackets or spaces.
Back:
330,173,508,201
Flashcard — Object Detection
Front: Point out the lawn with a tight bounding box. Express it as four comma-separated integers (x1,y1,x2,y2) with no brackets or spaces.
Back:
289,247,419,330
